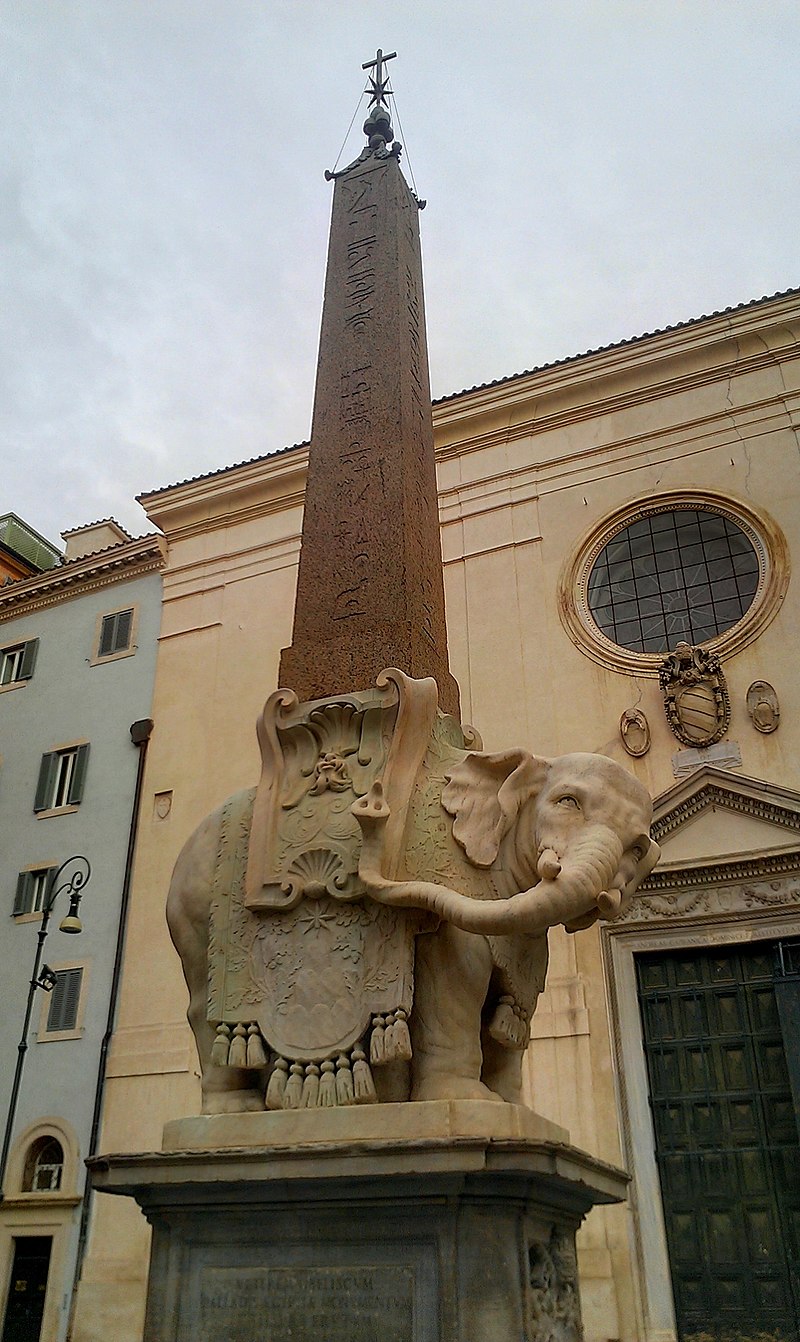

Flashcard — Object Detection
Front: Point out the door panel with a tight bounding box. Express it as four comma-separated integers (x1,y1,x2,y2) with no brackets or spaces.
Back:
1,1237,51,1342
637,942,800,1342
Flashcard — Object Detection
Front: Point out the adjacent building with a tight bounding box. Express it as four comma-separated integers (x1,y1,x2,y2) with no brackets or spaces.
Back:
0,519,164,1342
68,286,800,1342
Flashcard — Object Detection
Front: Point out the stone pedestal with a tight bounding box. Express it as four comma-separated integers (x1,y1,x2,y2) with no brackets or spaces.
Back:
89,1103,627,1342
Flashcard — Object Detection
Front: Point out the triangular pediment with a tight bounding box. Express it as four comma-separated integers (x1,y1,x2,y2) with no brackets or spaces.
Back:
651,767,800,868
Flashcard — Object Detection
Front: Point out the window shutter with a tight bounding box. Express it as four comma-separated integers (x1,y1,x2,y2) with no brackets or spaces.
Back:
19,638,39,680
67,744,90,805
13,872,31,916
99,610,132,657
114,609,133,652
98,615,116,658
34,753,57,812
47,968,83,1032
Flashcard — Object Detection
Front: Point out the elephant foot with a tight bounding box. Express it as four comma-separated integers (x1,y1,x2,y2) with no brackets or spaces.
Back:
411,1075,504,1103
201,1087,265,1114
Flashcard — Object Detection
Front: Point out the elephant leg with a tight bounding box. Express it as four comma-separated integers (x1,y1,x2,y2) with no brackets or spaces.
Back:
410,924,503,1102
480,1030,525,1105
167,806,266,1114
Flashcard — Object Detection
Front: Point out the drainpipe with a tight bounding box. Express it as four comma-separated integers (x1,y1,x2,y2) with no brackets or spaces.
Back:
66,718,153,1340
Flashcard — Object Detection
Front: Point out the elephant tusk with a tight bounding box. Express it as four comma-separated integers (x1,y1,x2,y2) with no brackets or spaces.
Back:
596,888,623,919
537,848,561,881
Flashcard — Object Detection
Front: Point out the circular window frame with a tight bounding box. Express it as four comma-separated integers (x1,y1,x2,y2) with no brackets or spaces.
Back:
559,490,789,677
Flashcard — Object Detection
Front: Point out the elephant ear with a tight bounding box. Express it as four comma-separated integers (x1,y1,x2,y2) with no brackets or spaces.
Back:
442,750,549,868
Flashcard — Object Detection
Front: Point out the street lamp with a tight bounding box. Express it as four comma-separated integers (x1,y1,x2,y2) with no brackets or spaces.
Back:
0,856,90,1200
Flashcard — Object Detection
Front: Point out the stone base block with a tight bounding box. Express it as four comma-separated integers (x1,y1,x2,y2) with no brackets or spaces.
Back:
89,1103,627,1342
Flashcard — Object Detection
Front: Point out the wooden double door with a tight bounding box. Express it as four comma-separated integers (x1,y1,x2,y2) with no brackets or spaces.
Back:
637,940,800,1342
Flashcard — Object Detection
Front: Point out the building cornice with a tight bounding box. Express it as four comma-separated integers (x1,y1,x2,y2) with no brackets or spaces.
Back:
140,451,308,542
136,289,800,543
0,535,166,620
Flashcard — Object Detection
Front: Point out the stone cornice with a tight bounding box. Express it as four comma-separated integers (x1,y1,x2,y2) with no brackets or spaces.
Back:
140,451,308,542
433,292,800,445
0,534,166,620
651,765,800,840
639,849,800,893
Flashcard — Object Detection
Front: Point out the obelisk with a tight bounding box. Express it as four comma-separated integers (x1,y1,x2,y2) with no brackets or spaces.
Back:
279,51,460,718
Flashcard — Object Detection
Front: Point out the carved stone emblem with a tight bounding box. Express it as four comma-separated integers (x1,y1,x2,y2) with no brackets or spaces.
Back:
619,707,650,757
526,1225,583,1341
659,642,730,747
746,680,780,734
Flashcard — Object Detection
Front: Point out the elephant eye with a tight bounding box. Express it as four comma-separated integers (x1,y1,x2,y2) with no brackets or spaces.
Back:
556,795,580,810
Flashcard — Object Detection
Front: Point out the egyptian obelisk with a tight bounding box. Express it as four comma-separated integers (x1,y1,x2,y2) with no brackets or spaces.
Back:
279,50,460,718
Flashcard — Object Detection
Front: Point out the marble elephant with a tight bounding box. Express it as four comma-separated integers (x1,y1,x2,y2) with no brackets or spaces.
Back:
352,748,659,1102
167,745,658,1111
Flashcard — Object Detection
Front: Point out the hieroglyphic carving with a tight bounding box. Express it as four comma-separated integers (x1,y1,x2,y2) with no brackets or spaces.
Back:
342,173,378,333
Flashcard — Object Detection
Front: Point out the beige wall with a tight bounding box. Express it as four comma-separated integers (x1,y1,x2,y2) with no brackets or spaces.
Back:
75,292,800,1342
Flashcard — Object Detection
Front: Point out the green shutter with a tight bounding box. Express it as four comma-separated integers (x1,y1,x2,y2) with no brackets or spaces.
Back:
13,872,31,916
115,609,133,652
98,615,115,657
34,752,57,811
99,610,133,657
67,744,90,805
47,968,83,1032
19,638,39,680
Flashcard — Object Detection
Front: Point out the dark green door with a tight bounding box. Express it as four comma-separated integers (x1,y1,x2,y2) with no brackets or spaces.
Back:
1,1238,51,1342
637,942,800,1342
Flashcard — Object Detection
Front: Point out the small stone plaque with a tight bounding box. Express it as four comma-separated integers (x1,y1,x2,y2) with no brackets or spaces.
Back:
199,1264,414,1342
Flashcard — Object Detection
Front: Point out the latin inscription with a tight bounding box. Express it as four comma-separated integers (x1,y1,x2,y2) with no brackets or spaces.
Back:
199,1265,414,1342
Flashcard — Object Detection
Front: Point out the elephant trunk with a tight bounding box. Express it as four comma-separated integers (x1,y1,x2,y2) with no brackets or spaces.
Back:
354,784,626,938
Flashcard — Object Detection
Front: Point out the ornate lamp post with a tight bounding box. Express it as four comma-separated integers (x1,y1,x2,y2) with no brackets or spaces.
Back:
0,856,90,1200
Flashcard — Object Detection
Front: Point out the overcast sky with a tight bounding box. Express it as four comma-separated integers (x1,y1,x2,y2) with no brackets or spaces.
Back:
3,2,798,546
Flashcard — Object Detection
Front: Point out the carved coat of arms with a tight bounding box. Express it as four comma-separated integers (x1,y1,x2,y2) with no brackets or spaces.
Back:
659,642,731,748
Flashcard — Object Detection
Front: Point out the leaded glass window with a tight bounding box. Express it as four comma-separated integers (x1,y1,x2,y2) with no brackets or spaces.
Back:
587,509,760,653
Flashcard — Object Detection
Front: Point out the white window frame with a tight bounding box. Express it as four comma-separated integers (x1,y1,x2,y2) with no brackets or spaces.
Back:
13,865,57,921
34,742,90,818
0,638,38,691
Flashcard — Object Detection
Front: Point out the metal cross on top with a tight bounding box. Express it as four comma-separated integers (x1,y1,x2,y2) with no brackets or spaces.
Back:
362,47,396,107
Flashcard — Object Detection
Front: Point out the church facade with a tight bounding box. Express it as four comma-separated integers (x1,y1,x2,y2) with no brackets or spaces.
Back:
66,285,800,1342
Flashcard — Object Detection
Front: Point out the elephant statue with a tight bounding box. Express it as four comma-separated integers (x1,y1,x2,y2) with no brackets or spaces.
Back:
167,674,658,1113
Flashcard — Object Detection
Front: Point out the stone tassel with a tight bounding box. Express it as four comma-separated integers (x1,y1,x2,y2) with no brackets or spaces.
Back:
228,1023,248,1068
335,1054,355,1105
246,1024,267,1068
283,1062,305,1109
301,1062,320,1107
318,1059,337,1106
210,1023,231,1068
370,1015,386,1066
266,1057,289,1110
351,1045,377,1103
384,1008,412,1061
